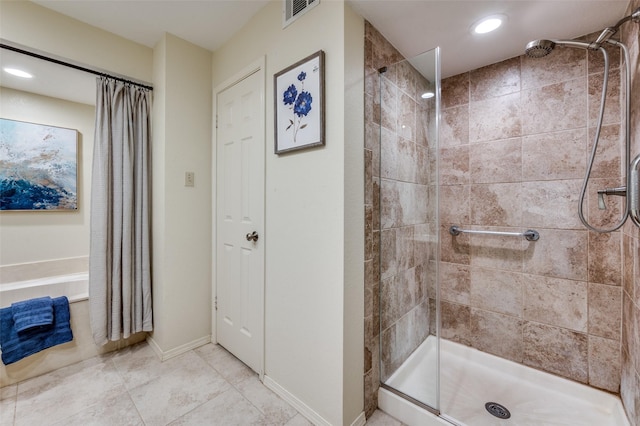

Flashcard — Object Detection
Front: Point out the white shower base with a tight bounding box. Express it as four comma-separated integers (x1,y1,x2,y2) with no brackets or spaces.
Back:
379,336,630,426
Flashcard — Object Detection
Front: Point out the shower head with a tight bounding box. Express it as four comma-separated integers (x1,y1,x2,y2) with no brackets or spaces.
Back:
525,39,594,58
525,40,555,58
527,9,640,58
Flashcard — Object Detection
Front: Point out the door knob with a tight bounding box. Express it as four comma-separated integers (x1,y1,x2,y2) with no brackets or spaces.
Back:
246,231,259,242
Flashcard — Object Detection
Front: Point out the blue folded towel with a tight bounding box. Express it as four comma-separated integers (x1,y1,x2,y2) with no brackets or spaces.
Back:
11,296,54,333
0,296,73,365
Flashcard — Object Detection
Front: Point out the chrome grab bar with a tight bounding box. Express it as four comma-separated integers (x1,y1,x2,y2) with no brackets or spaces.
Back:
449,226,540,242
630,153,640,227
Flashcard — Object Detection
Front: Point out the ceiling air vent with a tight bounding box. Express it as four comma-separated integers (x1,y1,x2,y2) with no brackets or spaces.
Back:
283,0,319,28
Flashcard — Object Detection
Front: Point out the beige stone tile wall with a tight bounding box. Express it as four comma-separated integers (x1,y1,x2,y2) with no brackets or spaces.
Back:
620,0,640,424
378,55,436,377
438,30,626,393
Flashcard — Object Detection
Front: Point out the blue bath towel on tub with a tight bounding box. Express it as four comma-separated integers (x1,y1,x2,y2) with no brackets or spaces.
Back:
11,296,53,332
0,296,73,365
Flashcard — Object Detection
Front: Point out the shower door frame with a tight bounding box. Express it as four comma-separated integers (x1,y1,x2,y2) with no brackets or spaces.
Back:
377,46,442,417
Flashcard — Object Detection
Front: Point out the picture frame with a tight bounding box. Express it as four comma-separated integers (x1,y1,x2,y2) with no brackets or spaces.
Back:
274,50,325,154
0,118,78,211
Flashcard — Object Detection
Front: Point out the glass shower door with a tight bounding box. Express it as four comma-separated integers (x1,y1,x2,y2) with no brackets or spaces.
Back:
378,47,440,413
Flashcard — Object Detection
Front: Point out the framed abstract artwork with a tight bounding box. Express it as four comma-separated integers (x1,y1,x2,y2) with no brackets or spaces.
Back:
274,50,325,154
0,118,78,210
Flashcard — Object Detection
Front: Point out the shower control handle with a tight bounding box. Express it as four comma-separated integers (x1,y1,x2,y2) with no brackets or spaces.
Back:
246,231,259,242
596,186,626,210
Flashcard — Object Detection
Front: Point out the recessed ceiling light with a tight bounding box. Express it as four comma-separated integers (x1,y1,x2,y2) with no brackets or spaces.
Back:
421,91,435,99
3,67,33,78
472,15,506,34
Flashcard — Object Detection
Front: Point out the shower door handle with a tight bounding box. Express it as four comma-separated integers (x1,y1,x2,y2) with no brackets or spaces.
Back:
246,231,259,242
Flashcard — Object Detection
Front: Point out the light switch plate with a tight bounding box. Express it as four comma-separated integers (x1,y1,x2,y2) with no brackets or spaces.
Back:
185,172,195,187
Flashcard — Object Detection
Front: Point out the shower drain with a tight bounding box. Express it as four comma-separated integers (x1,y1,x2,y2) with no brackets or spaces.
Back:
485,402,511,419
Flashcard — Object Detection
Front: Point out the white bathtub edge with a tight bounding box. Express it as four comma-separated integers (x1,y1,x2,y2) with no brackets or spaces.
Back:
0,273,89,308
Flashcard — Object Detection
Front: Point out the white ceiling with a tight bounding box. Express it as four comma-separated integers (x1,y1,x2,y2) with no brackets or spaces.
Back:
0,0,633,106
31,0,272,53
349,0,631,78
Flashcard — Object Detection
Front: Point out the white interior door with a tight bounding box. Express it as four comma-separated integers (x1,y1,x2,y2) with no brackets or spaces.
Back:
215,67,264,375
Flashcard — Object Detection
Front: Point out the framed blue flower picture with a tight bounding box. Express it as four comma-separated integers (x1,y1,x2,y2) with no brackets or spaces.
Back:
274,50,325,154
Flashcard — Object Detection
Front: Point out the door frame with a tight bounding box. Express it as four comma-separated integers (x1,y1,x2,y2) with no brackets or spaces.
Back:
212,56,266,378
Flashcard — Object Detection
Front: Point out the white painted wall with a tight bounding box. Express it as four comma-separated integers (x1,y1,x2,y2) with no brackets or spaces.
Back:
151,33,213,354
212,1,364,424
0,88,94,266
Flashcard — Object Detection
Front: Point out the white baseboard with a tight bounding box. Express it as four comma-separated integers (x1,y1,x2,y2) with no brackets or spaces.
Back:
351,411,367,426
146,335,211,361
262,376,366,426
263,375,333,426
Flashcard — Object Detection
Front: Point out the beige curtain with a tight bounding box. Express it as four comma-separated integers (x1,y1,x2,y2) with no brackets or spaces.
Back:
90,77,153,345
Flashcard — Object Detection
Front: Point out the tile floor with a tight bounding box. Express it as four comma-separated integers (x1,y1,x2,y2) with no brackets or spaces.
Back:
0,341,403,426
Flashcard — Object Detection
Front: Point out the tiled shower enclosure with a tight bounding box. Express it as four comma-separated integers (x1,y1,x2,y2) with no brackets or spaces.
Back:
364,2,640,420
